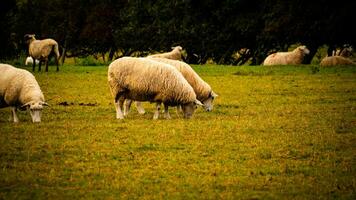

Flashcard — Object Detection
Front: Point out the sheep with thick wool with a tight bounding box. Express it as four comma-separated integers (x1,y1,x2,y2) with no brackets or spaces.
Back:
147,46,183,61
320,56,355,67
263,45,310,65
0,64,48,123
24,34,60,72
126,58,218,115
107,57,202,120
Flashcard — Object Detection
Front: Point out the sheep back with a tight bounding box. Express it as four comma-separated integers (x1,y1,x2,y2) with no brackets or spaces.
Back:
320,56,355,67
108,57,196,105
147,46,183,60
148,57,212,101
29,39,60,60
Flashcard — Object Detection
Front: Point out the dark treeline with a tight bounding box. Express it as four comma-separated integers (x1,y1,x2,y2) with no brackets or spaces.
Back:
0,0,355,65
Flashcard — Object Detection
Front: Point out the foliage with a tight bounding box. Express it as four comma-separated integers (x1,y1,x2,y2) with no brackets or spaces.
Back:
0,64,355,199
0,0,355,63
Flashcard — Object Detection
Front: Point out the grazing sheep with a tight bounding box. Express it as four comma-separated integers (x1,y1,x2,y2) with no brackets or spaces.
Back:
24,34,60,72
108,57,202,120
320,56,355,67
127,58,217,115
25,56,39,66
263,45,310,65
0,64,48,123
147,46,183,61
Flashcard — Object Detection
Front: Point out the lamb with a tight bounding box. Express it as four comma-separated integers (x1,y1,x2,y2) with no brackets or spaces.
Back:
25,56,39,66
147,46,183,61
0,64,48,123
126,58,218,115
24,34,60,72
320,56,355,67
107,57,202,120
263,45,310,65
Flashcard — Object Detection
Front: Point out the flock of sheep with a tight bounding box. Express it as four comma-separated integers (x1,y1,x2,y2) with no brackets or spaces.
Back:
1,42,218,122
0,35,355,123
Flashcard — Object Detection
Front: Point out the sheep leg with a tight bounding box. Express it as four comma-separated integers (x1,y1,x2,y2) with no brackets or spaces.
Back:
176,105,182,115
115,98,125,119
124,99,132,116
164,104,171,119
45,58,49,72
32,57,36,72
135,101,145,114
153,103,161,120
56,57,59,71
10,107,19,123
38,60,42,72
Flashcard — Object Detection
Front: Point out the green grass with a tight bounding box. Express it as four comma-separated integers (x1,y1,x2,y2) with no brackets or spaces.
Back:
1,64,355,199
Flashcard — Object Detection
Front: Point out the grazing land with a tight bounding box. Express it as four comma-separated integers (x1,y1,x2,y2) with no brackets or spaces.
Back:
0,64,355,199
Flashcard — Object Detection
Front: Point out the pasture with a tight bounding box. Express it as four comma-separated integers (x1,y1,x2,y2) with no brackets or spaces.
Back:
0,64,355,199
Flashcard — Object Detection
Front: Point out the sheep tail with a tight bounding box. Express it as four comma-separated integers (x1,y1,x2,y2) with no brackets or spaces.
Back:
53,43,60,59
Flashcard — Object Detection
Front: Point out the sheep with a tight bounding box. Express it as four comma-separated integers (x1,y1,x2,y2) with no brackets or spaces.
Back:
263,45,310,65
107,57,202,120
24,34,60,72
0,64,48,123
25,56,39,66
332,45,353,57
320,56,355,67
125,57,218,115
147,46,183,61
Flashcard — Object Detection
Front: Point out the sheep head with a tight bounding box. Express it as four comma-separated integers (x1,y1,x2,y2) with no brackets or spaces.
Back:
21,101,49,123
202,91,218,112
181,99,202,119
24,34,36,44
298,45,310,55
172,46,183,52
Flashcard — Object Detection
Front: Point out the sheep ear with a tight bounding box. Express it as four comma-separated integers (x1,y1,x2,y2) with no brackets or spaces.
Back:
41,102,50,107
211,91,218,99
194,99,203,106
21,102,31,109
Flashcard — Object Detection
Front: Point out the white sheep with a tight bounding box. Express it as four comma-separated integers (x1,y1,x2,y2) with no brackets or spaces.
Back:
24,34,60,72
107,57,202,120
126,58,218,115
147,46,183,61
263,45,310,65
25,56,39,66
0,64,48,123
320,56,355,67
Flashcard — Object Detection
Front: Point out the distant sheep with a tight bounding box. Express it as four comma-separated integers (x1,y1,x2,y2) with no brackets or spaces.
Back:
320,56,355,67
332,45,353,57
108,57,202,120
25,56,39,66
24,34,60,72
263,45,310,65
147,46,183,61
0,64,48,123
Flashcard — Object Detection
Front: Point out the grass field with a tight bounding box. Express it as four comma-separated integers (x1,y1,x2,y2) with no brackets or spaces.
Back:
0,64,355,199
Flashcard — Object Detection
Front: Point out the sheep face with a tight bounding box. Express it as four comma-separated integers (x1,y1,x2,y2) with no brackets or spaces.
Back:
181,100,202,119
24,34,36,44
202,91,218,112
172,46,183,52
298,46,310,55
22,101,48,123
